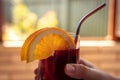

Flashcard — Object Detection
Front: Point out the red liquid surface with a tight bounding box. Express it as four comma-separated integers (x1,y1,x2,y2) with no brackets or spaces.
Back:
40,49,80,80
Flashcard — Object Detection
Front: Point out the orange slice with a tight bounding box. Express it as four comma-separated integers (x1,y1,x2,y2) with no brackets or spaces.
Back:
21,27,75,63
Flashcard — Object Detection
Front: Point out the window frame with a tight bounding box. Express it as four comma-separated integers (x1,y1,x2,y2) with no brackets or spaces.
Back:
0,0,4,42
107,0,116,40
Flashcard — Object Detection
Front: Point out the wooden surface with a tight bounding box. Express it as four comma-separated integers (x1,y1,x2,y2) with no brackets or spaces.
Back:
0,43,120,80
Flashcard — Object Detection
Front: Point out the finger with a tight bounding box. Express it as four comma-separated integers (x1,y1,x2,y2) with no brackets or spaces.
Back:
65,64,88,79
34,68,38,74
65,63,112,80
34,68,40,80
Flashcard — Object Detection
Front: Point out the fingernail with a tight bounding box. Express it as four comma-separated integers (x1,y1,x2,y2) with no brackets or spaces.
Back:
66,64,76,73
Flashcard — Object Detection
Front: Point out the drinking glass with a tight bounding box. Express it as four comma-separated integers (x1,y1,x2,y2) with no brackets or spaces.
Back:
37,34,81,80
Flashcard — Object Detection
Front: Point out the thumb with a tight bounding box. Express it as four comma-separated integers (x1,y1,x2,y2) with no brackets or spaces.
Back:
65,64,114,80
65,64,88,79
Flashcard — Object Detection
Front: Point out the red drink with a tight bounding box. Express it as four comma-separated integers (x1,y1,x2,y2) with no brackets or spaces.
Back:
39,49,80,80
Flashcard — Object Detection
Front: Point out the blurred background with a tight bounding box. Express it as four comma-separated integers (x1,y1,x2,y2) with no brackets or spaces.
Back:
0,0,120,80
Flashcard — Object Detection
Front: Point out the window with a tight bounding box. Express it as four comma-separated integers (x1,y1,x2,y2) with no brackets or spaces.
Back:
0,0,119,46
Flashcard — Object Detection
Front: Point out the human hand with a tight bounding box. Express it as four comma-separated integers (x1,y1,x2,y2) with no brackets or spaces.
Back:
64,58,119,80
34,58,119,80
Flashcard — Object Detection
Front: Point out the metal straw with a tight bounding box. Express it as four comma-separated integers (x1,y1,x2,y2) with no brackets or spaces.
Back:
75,3,106,44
